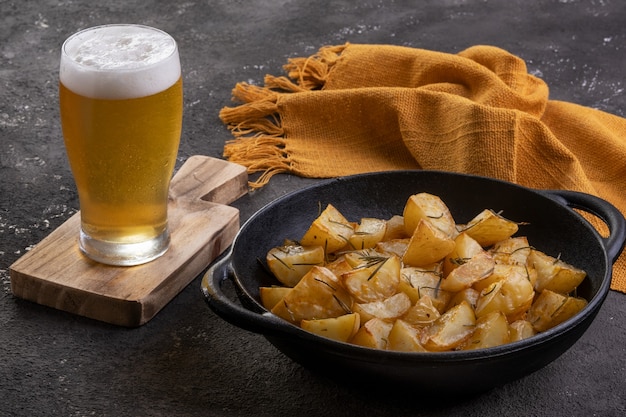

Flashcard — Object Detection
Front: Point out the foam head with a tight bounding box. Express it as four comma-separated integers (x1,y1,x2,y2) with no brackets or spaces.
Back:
60,24,181,100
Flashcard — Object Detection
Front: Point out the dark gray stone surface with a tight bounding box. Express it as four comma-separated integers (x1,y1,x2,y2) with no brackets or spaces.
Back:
1,1,625,416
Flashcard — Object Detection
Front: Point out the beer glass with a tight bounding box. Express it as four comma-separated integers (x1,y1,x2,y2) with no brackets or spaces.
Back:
59,24,183,266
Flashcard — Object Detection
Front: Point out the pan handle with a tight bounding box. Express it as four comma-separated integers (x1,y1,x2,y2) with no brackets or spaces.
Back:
201,252,299,338
542,189,626,263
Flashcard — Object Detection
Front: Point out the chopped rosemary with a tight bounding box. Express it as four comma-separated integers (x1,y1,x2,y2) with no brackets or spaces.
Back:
314,277,336,291
333,294,352,314
270,253,294,270
367,257,388,281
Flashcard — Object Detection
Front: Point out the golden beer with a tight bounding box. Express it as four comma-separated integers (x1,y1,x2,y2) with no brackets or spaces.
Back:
59,25,182,265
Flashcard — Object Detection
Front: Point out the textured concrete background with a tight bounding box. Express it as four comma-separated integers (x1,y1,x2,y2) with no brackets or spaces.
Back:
1,1,625,416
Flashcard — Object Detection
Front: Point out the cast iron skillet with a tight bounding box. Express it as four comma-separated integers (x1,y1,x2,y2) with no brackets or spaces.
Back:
202,171,626,395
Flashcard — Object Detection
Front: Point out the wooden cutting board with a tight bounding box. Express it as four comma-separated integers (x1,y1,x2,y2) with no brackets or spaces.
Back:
9,156,248,327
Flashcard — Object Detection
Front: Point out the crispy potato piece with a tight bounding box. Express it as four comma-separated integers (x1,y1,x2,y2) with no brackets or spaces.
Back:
440,251,495,292
528,249,587,294
383,215,409,240
461,209,519,247
387,319,428,352
420,301,476,351
266,244,325,287
509,319,536,342
461,311,510,350
350,318,393,349
300,204,354,253
398,265,450,313
403,219,455,267
443,232,484,277
325,256,354,277
352,292,412,323
301,313,361,343
348,218,387,250
490,236,531,266
342,249,383,268
403,192,457,238
271,266,352,324
401,295,441,327
446,287,480,310
342,255,401,303
259,286,292,310
376,238,410,258
474,265,535,322
472,263,535,293
527,290,587,332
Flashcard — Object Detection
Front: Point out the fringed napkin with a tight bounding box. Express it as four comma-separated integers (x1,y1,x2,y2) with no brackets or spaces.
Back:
219,43,626,292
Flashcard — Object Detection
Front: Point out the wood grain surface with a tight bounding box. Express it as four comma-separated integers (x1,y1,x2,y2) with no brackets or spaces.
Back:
9,156,248,327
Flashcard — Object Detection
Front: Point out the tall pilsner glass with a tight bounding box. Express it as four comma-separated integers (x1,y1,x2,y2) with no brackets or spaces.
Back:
59,24,183,266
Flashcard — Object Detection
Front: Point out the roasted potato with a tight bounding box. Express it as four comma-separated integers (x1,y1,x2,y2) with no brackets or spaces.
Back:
351,318,393,349
266,243,325,287
460,311,510,350
262,192,588,353
403,219,455,267
461,209,519,247
403,192,457,238
300,203,354,253
348,217,387,250
439,251,495,292
527,289,587,332
301,313,361,343
352,292,411,323
259,286,292,310
271,266,352,324
387,319,427,352
341,254,401,303
528,249,586,294
397,264,449,313
420,301,476,351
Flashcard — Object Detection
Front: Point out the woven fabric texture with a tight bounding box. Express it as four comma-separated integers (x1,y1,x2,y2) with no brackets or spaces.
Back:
220,43,626,292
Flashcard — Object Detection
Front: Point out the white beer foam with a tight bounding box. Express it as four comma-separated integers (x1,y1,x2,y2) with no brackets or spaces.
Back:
60,25,181,100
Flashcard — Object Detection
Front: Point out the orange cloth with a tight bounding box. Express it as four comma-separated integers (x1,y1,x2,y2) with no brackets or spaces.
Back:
220,43,626,292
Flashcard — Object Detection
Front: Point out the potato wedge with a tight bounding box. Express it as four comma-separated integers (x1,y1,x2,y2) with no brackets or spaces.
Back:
403,192,457,238
440,251,495,292
300,204,354,253
348,217,387,250
352,292,411,323
528,249,587,294
376,238,410,258
420,301,476,351
387,319,428,352
259,286,292,310
301,313,361,343
461,209,519,247
401,295,441,327
527,289,587,332
461,311,510,350
446,287,480,310
342,255,401,303
443,232,484,277
474,265,535,322
266,244,325,287
383,215,408,241
271,266,352,324
490,236,531,266
325,256,354,277
403,219,455,267
509,319,536,342
342,249,383,268
350,318,393,349
398,265,450,313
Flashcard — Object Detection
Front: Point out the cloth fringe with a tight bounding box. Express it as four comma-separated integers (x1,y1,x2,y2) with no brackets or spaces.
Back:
220,44,349,187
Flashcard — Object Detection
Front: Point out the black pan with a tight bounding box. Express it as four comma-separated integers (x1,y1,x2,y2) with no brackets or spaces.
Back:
201,171,625,395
